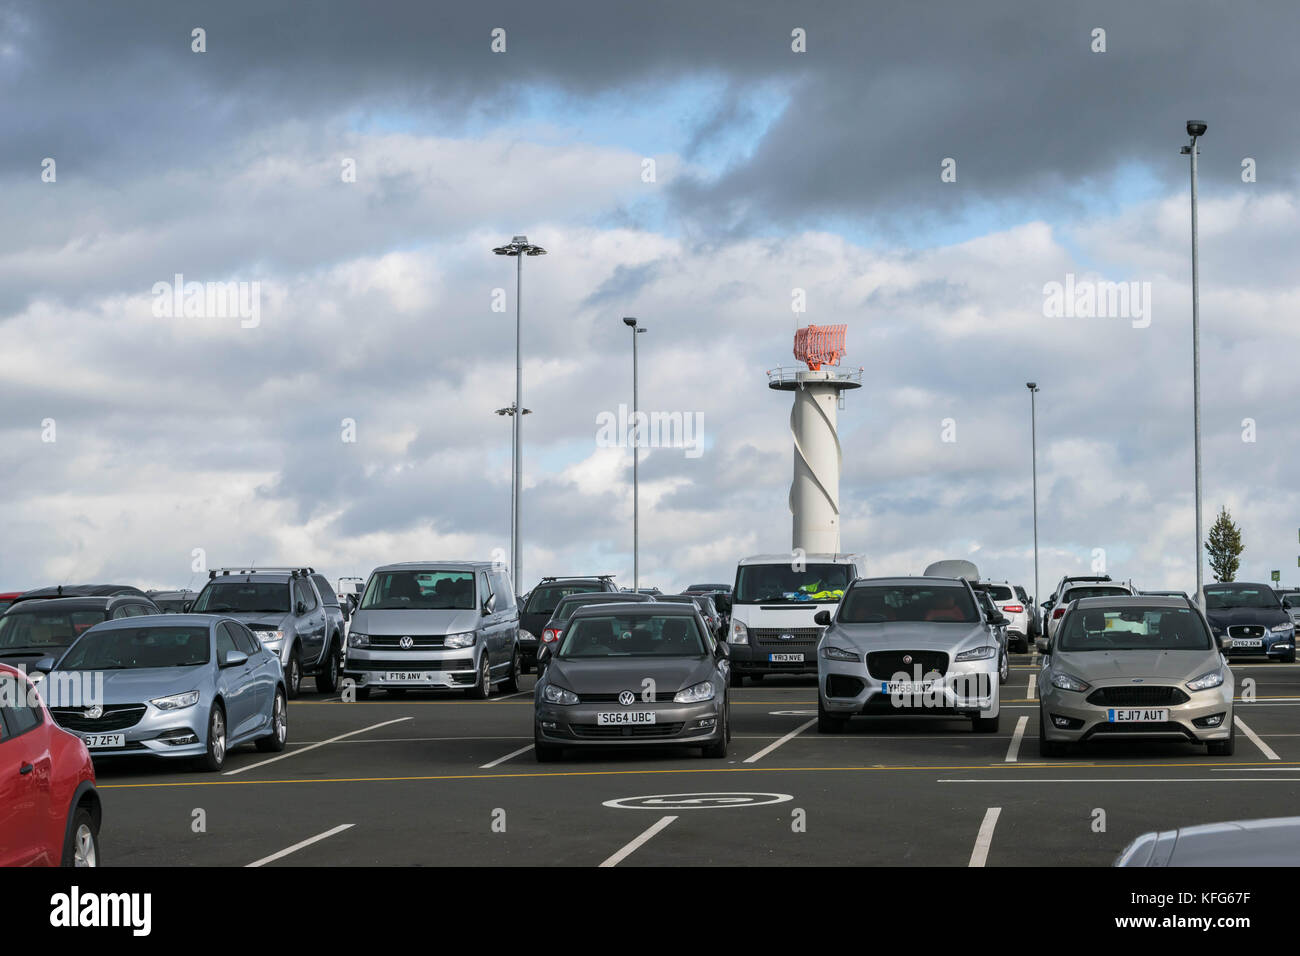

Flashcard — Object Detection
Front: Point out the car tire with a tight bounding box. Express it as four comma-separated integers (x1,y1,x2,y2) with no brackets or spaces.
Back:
972,711,1000,733
197,703,227,772
1207,720,1236,756
999,651,1009,684
61,807,100,867
1038,707,1065,757
316,638,340,693
817,699,847,734
500,649,521,694
702,706,728,758
467,655,492,700
534,736,562,762
1285,652,1297,664
255,687,288,752
286,645,302,700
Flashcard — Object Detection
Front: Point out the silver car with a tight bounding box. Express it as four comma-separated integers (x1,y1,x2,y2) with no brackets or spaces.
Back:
1037,596,1233,756
816,577,1002,734
344,561,521,699
1116,817,1300,866
533,603,731,761
39,614,287,772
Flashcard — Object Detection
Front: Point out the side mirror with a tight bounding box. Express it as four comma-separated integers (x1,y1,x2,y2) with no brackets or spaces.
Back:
814,610,832,626
991,613,1008,626
1035,638,1050,655
715,594,732,613
33,656,55,674
1217,635,1233,652
537,643,553,663
716,641,730,659
182,601,193,613
482,594,497,616
295,601,307,615
221,649,249,668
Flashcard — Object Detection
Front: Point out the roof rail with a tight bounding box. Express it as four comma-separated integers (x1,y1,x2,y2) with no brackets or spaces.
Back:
540,574,617,583
209,566,314,579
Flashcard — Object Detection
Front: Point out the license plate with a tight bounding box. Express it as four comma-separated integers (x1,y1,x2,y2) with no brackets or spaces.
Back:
768,653,804,662
1233,638,1263,648
883,681,935,695
1108,708,1169,722
383,671,451,683
83,733,125,749
596,711,656,726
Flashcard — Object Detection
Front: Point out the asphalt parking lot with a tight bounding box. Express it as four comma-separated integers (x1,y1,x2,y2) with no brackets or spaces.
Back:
89,655,1300,867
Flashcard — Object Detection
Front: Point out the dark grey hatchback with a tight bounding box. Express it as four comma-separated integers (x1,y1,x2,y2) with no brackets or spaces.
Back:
533,603,731,761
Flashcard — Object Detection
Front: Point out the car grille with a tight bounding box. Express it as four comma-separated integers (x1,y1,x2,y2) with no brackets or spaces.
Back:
1228,625,1267,640
1085,686,1190,707
345,658,474,672
570,723,685,739
866,651,949,681
750,627,822,648
1086,722,1194,739
367,635,447,648
580,692,680,703
50,704,147,732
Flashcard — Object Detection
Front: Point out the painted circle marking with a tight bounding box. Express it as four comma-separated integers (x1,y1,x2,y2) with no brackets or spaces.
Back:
603,792,795,811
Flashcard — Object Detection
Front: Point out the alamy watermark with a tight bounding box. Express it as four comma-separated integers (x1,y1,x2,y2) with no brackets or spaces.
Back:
1042,274,1151,329
595,404,704,459
151,273,261,328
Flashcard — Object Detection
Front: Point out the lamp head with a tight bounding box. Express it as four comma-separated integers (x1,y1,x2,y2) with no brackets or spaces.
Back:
622,317,637,328
1186,120,1207,138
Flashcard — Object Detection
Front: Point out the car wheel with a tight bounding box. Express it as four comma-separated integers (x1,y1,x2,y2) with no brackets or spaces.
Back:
316,638,340,693
256,687,288,752
500,649,521,694
999,651,1009,684
286,645,302,700
534,735,562,762
1038,707,1065,757
972,711,1000,733
1286,652,1297,664
467,655,491,700
817,698,847,734
61,807,100,867
1207,720,1235,756
197,703,227,772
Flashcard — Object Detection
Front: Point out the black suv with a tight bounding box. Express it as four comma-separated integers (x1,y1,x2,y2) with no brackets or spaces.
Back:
0,594,161,673
519,575,618,672
1204,582,1295,663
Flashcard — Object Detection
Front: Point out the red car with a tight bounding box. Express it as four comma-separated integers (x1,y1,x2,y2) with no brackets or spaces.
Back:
0,592,19,615
0,664,101,865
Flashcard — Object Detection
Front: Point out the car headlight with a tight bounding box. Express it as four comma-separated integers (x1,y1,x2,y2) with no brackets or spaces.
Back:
1186,670,1225,691
542,684,579,705
348,631,369,648
1050,672,1090,692
728,620,748,645
518,629,537,642
674,680,716,703
1270,624,1295,639
151,690,200,711
821,645,861,662
259,629,284,644
444,631,476,648
955,645,997,662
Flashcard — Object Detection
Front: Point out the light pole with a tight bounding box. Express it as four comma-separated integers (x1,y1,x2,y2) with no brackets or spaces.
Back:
492,235,546,591
494,403,532,582
1181,122,1207,607
1027,383,1040,630
623,317,646,590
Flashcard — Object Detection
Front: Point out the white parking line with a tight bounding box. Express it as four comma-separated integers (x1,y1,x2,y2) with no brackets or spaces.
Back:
1004,716,1028,763
1026,674,1036,700
223,717,412,776
744,718,817,764
599,816,677,868
1234,716,1280,760
480,744,533,769
490,690,530,701
968,807,1001,867
246,824,354,867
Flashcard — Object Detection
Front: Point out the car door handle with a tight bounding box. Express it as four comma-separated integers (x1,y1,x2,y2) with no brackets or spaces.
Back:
19,763,33,775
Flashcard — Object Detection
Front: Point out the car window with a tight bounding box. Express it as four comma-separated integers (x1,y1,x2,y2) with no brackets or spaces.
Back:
1063,586,1131,602
59,626,211,670
194,581,290,613
295,579,318,611
489,571,515,612
0,607,108,650
839,585,980,625
1204,587,1281,610
0,673,43,736
311,575,339,607
559,614,706,658
361,571,476,610
734,564,852,604
525,583,604,615
215,624,239,661
126,604,153,617
1058,605,1213,651
986,585,1014,601
228,622,260,655
110,603,133,619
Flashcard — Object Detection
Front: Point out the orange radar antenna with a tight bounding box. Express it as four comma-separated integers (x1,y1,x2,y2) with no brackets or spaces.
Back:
792,324,847,371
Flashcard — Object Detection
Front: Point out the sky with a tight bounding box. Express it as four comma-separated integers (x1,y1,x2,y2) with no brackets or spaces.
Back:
2,0,1299,598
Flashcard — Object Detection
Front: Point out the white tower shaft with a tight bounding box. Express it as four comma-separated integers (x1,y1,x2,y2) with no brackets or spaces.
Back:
788,375,843,553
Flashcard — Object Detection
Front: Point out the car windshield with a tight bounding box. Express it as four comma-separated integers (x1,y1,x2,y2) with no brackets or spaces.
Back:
193,582,289,614
1204,587,1280,610
734,564,852,604
152,597,190,613
559,614,706,658
1062,586,1131,602
1057,605,1213,651
59,626,211,670
0,607,109,650
361,571,476,610
985,585,1014,601
526,583,604,615
839,585,980,624
551,595,644,622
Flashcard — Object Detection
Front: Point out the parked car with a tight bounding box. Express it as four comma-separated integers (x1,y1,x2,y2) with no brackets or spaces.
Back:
685,583,731,595
1036,595,1233,757
727,552,866,686
533,602,730,761
40,615,287,772
8,584,152,609
969,584,1012,681
518,575,618,673
1203,582,1295,663
308,573,347,686
0,595,161,674
1116,817,1300,866
0,664,102,865
656,593,724,640
0,592,21,615
146,589,197,613
816,576,1002,734
538,591,656,653
981,581,1031,653
1015,585,1040,639
345,562,521,699
1045,579,1137,640
1277,589,1300,628
189,568,339,697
